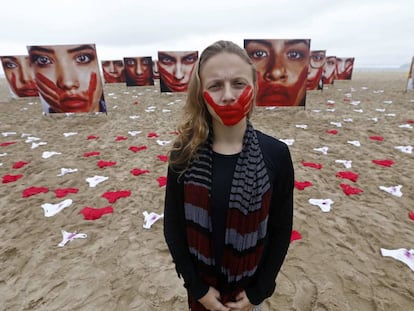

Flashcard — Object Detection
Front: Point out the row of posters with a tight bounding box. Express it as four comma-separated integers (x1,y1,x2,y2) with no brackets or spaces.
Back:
1,40,358,114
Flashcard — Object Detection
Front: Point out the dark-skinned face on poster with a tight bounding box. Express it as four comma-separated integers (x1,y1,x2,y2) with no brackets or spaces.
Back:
1,55,38,98
123,56,154,87
157,51,198,92
244,39,310,106
27,44,106,114
101,60,126,83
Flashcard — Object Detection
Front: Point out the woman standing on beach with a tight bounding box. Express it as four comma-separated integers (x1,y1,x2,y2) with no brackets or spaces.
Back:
164,40,294,311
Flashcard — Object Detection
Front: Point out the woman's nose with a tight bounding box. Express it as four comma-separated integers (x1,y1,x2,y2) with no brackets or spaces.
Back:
221,84,236,103
173,62,184,80
264,58,287,81
56,63,79,90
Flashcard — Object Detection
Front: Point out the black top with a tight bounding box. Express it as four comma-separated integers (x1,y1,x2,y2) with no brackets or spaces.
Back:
164,130,294,305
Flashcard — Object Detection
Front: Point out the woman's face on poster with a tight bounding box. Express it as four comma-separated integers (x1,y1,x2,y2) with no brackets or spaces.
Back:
1,55,38,97
307,50,325,89
102,60,125,83
323,56,337,84
157,51,198,92
124,57,153,86
336,57,354,80
28,44,103,113
245,39,310,106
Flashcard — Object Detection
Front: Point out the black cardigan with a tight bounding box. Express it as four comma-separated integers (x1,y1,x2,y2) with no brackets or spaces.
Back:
163,130,294,305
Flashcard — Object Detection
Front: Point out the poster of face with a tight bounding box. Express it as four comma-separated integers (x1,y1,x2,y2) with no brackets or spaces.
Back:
244,39,310,106
152,59,159,79
123,56,154,86
157,51,198,92
27,43,106,114
307,50,326,91
101,60,125,83
322,56,337,85
336,57,355,80
406,56,414,91
1,55,38,98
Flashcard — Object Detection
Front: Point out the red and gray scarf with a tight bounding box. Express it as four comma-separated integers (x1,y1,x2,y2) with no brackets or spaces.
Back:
183,122,271,309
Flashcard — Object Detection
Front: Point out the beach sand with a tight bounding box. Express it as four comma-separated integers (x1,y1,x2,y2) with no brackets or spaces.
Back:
0,72,413,310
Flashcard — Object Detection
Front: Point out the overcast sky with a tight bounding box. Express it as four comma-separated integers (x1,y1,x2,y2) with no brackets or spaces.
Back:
1,0,413,75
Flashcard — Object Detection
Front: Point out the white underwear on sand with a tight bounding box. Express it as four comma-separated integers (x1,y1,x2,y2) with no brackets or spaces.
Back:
335,159,352,169
42,151,61,159
63,132,78,137
379,185,403,197
156,139,171,146
309,198,334,212
58,229,87,247
143,211,164,229
57,168,79,176
41,199,73,217
31,142,47,149
86,175,109,187
314,147,329,155
347,140,361,147
394,146,413,154
380,248,414,271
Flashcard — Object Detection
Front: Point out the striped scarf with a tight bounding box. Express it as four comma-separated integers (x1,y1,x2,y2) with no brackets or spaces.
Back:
183,122,271,309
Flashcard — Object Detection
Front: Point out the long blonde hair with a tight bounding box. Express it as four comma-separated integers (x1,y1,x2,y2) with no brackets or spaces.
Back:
169,40,257,171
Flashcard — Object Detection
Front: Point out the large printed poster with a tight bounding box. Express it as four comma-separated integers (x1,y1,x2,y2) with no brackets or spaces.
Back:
244,39,310,106
335,57,355,80
27,44,106,114
1,55,38,98
307,50,326,90
124,56,154,86
101,60,125,83
406,56,414,90
322,56,336,85
157,51,198,92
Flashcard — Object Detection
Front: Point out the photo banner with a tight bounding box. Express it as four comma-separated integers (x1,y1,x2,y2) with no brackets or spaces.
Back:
101,60,126,83
0,55,39,98
307,50,326,91
406,56,414,91
335,57,355,80
244,39,310,106
27,43,106,114
123,56,154,86
157,51,198,92
322,56,336,85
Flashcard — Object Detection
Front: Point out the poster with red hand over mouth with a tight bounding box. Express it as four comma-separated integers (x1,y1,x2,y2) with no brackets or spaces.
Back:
0,55,39,99
157,50,198,93
244,39,310,107
27,43,107,114
335,57,355,80
101,60,126,83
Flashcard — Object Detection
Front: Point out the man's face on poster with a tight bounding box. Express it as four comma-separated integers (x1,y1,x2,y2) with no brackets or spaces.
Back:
28,44,104,113
1,55,38,97
307,50,326,90
102,60,125,83
157,51,198,92
244,39,310,106
124,57,153,86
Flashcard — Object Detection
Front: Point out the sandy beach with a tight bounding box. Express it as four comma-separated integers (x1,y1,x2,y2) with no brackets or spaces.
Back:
0,71,413,310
